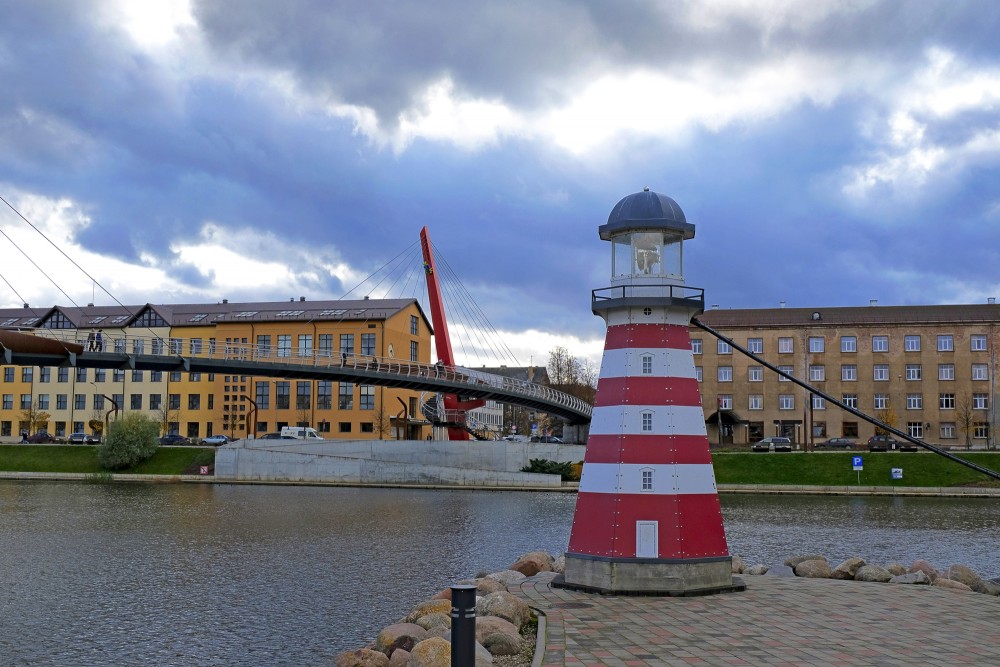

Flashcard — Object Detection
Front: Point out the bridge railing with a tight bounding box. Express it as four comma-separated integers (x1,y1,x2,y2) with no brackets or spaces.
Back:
8,328,592,419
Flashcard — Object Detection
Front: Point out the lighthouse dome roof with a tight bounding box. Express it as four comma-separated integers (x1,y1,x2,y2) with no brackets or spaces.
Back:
600,188,695,241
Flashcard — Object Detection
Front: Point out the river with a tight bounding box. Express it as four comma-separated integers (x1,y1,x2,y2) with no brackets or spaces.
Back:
0,482,997,665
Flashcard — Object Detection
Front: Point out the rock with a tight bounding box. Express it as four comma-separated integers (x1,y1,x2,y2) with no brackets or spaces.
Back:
482,631,522,656
430,588,451,600
476,591,532,630
552,554,566,573
404,600,452,625
375,623,428,655
471,578,507,595
945,564,986,592
764,564,795,577
854,565,892,583
485,569,527,586
334,648,390,667
387,648,410,667
509,550,553,577
907,559,939,582
794,559,833,579
885,562,907,576
439,634,495,666
933,578,974,593
831,557,866,580
745,564,769,576
408,637,452,667
731,554,745,574
977,579,1000,596
416,612,451,634
476,616,520,648
784,554,827,568
889,571,930,585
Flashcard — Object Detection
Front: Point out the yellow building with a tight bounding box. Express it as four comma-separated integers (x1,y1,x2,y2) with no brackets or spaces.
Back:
0,298,432,442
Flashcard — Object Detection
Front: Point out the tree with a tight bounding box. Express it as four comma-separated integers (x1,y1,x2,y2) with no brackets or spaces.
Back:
97,412,160,470
154,404,179,436
546,346,597,406
372,405,393,438
955,393,975,449
20,400,51,434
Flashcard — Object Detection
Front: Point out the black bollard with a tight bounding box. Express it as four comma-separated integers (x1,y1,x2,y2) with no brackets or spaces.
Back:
450,584,477,667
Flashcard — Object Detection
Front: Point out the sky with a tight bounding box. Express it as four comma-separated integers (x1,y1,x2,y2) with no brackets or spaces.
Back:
2,0,1000,368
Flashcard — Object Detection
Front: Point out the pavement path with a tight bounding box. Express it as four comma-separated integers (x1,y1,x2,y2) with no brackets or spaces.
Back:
511,571,1000,666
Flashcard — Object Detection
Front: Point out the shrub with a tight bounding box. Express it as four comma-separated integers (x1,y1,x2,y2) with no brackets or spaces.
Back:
520,458,578,481
97,413,160,470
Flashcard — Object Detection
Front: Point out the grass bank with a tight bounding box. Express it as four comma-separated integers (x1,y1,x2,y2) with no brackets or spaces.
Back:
711,451,1000,488
0,445,214,475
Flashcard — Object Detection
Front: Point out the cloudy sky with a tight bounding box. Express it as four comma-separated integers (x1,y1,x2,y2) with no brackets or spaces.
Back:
2,0,1000,367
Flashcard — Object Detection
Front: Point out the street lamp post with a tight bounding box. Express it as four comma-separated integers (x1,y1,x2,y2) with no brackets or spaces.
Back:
102,395,119,437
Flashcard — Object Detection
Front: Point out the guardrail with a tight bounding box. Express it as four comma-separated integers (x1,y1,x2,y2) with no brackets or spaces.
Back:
592,284,705,304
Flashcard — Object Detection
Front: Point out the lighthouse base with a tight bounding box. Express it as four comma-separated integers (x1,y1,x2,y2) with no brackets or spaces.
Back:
558,553,745,596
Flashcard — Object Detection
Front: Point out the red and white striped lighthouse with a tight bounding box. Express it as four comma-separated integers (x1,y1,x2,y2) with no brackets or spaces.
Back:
561,188,741,595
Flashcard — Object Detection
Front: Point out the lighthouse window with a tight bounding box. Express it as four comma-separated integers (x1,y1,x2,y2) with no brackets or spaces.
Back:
641,469,653,492
643,307,652,316
641,354,653,374
641,412,653,432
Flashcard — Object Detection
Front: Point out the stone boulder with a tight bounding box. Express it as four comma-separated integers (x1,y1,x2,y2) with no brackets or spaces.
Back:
408,637,451,667
944,564,988,593
387,649,410,667
885,562,907,576
476,615,521,654
509,551,553,577
794,559,833,579
482,631,522,657
335,648,390,667
430,588,451,600
745,564,769,576
785,554,827,568
437,634,496,666
831,557,866,580
977,579,1000,596
485,570,527,586
469,577,507,595
854,565,892,583
764,564,795,577
375,623,428,655
404,599,453,625
907,559,939,582
416,613,451,634
933,578,974,593
552,555,566,573
731,555,745,574
889,571,930,585
476,591,532,630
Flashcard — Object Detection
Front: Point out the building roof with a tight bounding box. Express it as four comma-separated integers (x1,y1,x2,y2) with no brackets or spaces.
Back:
697,303,1000,329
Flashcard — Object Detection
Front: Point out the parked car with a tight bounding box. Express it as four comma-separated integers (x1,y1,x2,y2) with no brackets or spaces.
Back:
815,437,857,450
531,436,563,443
68,432,102,444
751,436,793,452
203,435,229,446
159,434,191,446
259,432,297,439
26,431,57,444
867,435,900,452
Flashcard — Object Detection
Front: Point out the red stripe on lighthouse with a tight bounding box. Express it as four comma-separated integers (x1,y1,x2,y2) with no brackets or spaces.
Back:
603,323,693,350
593,376,702,408
582,434,713,465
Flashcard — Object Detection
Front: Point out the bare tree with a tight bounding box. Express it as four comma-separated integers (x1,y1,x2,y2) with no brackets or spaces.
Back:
955,393,975,449
20,400,51,435
372,405,392,438
155,405,179,436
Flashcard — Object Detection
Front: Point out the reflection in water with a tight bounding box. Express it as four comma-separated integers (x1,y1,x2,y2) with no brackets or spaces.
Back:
0,483,997,665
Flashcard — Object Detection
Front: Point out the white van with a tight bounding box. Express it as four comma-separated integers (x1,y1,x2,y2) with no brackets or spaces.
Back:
280,426,324,440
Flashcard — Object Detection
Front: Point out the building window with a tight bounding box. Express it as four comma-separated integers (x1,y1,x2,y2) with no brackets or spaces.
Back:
410,315,419,335
275,382,290,409
361,333,376,356
718,395,732,410
360,422,374,433
76,368,87,382
39,368,51,383
338,383,353,410
905,364,921,381
56,394,67,410
907,422,923,439
360,384,375,410
298,334,313,357
841,336,857,353
971,334,987,351
188,394,200,410
843,422,859,438
151,371,162,382
872,336,888,352
95,369,106,382
937,335,954,352
641,354,653,375
841,365,857,381
691,339,702,354
939,364,955,381
131,394,143,410
809,365,825,381
941,423,956,439
717,340,732,354
718,366,732,382
339,334,354,356
972,364,988,381
168,394,180,410
904,335,921,352
809,337,824,353
21,368,32,382
339,422,352,433
150,394,162,410
906,394,922,410
940,393,955,409
641,469,653,491
973,393,989,410
57,367,68,383
974,422,989,439
695,366,703,382
812,421,826,438
778,337,793,353
255,382,270,410
297,382,311,410
776,365,793,382
874,365,889,381
37,394,49,410
318,334,333,356
74,394,86,410
132,370,143,382
874,394,889,410
641,411,653,432
113,370,125,382
277,335,291,358
317,381,332,410
748,395,763,410
410,341,419,361
812,395,825,410
842,394,858,409
748,366,763,382
747,338,763,354
779,395,794,410
257,335,272,357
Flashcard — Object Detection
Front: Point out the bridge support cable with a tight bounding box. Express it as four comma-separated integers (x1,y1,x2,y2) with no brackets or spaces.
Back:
691,317,1000,482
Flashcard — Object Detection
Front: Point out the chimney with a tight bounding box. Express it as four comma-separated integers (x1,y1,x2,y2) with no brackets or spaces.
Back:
364,295,370,300
869,299,878,306
989,297,996,304
299,296,305,302
712,304,720,310
222,299,228,304
779,301,786,308
87,303,94,307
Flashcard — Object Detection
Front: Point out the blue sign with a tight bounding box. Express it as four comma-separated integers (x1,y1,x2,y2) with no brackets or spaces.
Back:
852,456,863,471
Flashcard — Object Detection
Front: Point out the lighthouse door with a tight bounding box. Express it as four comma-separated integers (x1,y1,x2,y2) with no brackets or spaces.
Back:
636,521,658,558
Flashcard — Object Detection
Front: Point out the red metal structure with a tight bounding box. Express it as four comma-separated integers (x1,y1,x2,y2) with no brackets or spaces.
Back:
419,226,484,440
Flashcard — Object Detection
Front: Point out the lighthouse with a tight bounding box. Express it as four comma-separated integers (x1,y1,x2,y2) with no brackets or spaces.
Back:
561,188,742,595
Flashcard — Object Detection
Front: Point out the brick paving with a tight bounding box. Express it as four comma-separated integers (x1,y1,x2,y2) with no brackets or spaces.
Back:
512,571,1000,666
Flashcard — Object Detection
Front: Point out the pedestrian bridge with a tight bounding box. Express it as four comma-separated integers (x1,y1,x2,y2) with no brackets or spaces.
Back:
0,328,592,425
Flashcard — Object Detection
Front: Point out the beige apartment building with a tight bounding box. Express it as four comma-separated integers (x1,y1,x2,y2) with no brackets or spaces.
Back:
692,302,999,448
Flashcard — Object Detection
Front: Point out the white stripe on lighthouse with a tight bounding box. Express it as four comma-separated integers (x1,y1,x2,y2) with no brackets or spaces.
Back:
590,404,707,436
578,463,718,495
599,348,697,379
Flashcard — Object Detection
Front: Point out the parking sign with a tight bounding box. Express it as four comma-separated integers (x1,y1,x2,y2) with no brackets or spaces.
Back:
852,456,863,471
